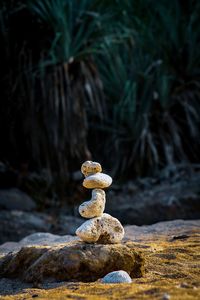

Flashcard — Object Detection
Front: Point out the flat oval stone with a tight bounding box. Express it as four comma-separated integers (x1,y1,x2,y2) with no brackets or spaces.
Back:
83,173,112,189
102,270,132,283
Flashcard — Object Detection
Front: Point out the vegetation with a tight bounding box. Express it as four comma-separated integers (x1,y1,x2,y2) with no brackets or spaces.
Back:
0,0,200,198
97,0,200,176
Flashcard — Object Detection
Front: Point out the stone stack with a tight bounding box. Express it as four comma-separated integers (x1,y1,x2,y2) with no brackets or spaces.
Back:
76,161,124,243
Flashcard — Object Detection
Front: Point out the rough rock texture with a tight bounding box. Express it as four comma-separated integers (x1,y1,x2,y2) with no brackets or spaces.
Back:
125,219,200,242
81,161,102,177
76,213,124,243
102,270,132,283
79,189,105,218
0,219,199,299
0,189,36,211
0,242,143,283
106,170,200,224
83,173,112,189
77,161,124,244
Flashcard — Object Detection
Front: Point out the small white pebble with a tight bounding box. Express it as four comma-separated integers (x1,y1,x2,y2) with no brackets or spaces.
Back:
162,293,171,300
101,270,132,283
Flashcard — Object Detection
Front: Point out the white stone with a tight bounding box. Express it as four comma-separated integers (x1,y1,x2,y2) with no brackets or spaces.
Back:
83,173,112,189
76,217,100,243
76,213,124,244
101,270,132,283
79,189,105,218
81,161,102,177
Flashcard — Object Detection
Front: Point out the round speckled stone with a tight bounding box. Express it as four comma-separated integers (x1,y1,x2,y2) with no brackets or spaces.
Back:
81,161,102,177
76,213,124,244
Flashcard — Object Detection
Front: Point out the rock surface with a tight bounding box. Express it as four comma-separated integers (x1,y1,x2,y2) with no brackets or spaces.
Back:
0,210,83,244
0,233,78,256
0,219,199,299
1,169,199,245
79,189,105,218
83,173,112,189
0,210,52,244
124,218,200,242
76,213,124,243
106,170,200,224
102,270,132,283
0,189,36,211
0,242,143,283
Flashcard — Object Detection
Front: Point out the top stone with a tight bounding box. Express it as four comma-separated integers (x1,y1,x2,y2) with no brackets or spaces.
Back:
81,161,102,177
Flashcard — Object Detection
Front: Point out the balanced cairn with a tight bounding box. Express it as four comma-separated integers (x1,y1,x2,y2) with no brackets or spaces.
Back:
76,161,124,243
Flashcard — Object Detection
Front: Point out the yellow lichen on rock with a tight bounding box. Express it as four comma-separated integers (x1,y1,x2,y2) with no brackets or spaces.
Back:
1,230,200,300
0,221,199,300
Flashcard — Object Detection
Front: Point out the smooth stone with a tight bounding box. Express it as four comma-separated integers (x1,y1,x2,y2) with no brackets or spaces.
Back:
0,242,143,283
102,270,132,283
83,173,112,189
76,213,124,243
79,189,105,218
81,161,102,177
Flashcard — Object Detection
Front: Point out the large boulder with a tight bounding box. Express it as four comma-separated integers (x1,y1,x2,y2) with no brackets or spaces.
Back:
0,241,143,283
0,220,200,300
0,219,199,299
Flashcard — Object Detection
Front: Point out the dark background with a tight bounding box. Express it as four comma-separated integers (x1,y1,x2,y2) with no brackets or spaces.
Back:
0,0,200,243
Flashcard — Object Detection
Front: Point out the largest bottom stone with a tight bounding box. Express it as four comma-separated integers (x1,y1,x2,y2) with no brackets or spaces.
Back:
0,241,144,283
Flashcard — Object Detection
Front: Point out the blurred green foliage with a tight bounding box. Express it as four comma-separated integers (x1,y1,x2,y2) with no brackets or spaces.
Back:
0,0,200,184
